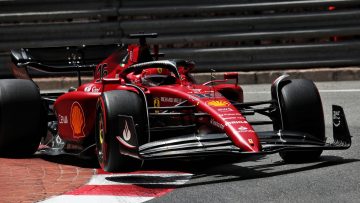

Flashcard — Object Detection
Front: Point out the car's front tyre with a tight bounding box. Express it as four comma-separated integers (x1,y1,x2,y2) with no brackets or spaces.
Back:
274,79,325,163
95,90,146,172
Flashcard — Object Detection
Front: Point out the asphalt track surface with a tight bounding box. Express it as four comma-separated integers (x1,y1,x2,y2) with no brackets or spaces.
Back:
150,81,360,203
1,81,360,202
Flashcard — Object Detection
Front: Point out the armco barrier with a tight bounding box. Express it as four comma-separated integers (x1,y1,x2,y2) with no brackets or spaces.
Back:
1,0,360,77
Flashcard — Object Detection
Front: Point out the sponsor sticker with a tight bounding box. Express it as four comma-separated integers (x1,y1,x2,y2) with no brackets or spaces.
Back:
217,108,234,113
237,126,248,131
160,97,182,103
70,102,85,137
58,114,68,124
123,121,131,141
333,110,341,127
210,119,224,130
194,93,222,98
207,100,230,107
84,85,100,93
116,119,136,149
236,126,255,133
153,97,161,107
223,117,245,120
84,86,91,92
225,121,248,126
188,95,200,102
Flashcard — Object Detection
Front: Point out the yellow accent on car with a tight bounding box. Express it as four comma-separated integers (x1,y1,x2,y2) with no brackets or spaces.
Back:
207,100,230,107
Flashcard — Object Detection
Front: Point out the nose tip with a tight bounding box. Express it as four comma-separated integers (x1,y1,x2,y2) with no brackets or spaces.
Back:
241,139,260,152
246,144,260,152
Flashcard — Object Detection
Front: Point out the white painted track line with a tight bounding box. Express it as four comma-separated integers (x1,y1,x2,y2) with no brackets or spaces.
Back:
40,195,153,203
245,89,360,94
39,171,193,203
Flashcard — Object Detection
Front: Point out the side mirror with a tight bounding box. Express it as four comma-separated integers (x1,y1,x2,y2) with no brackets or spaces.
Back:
224,72,239,85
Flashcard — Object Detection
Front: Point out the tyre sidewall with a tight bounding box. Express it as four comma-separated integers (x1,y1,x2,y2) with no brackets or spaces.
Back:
280,79,325,140
277,79,325,162
96,90,145,172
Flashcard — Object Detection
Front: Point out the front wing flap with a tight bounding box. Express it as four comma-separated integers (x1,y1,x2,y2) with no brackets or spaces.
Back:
139,105,351,159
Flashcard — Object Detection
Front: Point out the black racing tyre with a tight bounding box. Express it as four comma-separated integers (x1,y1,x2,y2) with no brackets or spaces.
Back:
96,90,146,172
0,79,47,157
276,79,325,163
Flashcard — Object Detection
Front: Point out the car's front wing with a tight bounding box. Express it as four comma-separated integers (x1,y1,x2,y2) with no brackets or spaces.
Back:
139,105,351,159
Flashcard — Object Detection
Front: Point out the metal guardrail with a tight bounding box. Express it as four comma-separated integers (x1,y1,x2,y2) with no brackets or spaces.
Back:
1,0,360,77
118,0,360,16
163,41,360,71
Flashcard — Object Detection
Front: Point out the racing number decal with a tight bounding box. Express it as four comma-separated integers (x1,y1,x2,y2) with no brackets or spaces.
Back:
70,102,86,138
97,63,108,79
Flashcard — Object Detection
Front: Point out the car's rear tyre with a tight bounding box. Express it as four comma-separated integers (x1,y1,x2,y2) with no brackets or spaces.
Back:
275,79,325,163
96,90,146,172
0,79,47,157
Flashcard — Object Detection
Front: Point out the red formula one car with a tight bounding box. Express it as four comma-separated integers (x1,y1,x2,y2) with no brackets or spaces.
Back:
0,33,351,171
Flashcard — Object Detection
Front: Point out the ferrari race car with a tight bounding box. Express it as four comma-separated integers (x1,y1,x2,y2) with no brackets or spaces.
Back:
0,33,352,172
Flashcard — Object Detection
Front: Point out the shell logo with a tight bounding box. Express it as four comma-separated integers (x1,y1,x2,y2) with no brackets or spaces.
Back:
207,100,230,107
70,102,85,138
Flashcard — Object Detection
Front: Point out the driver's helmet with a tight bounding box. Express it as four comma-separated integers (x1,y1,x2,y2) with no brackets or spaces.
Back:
141,68,173,86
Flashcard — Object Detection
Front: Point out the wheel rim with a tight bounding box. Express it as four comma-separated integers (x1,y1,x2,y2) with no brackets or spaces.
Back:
97,112,106,165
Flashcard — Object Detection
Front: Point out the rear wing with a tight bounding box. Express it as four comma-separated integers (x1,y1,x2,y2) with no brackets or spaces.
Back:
10,44,124,79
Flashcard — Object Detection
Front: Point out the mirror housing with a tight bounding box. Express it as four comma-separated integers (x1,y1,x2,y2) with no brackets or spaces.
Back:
224,72,239,85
